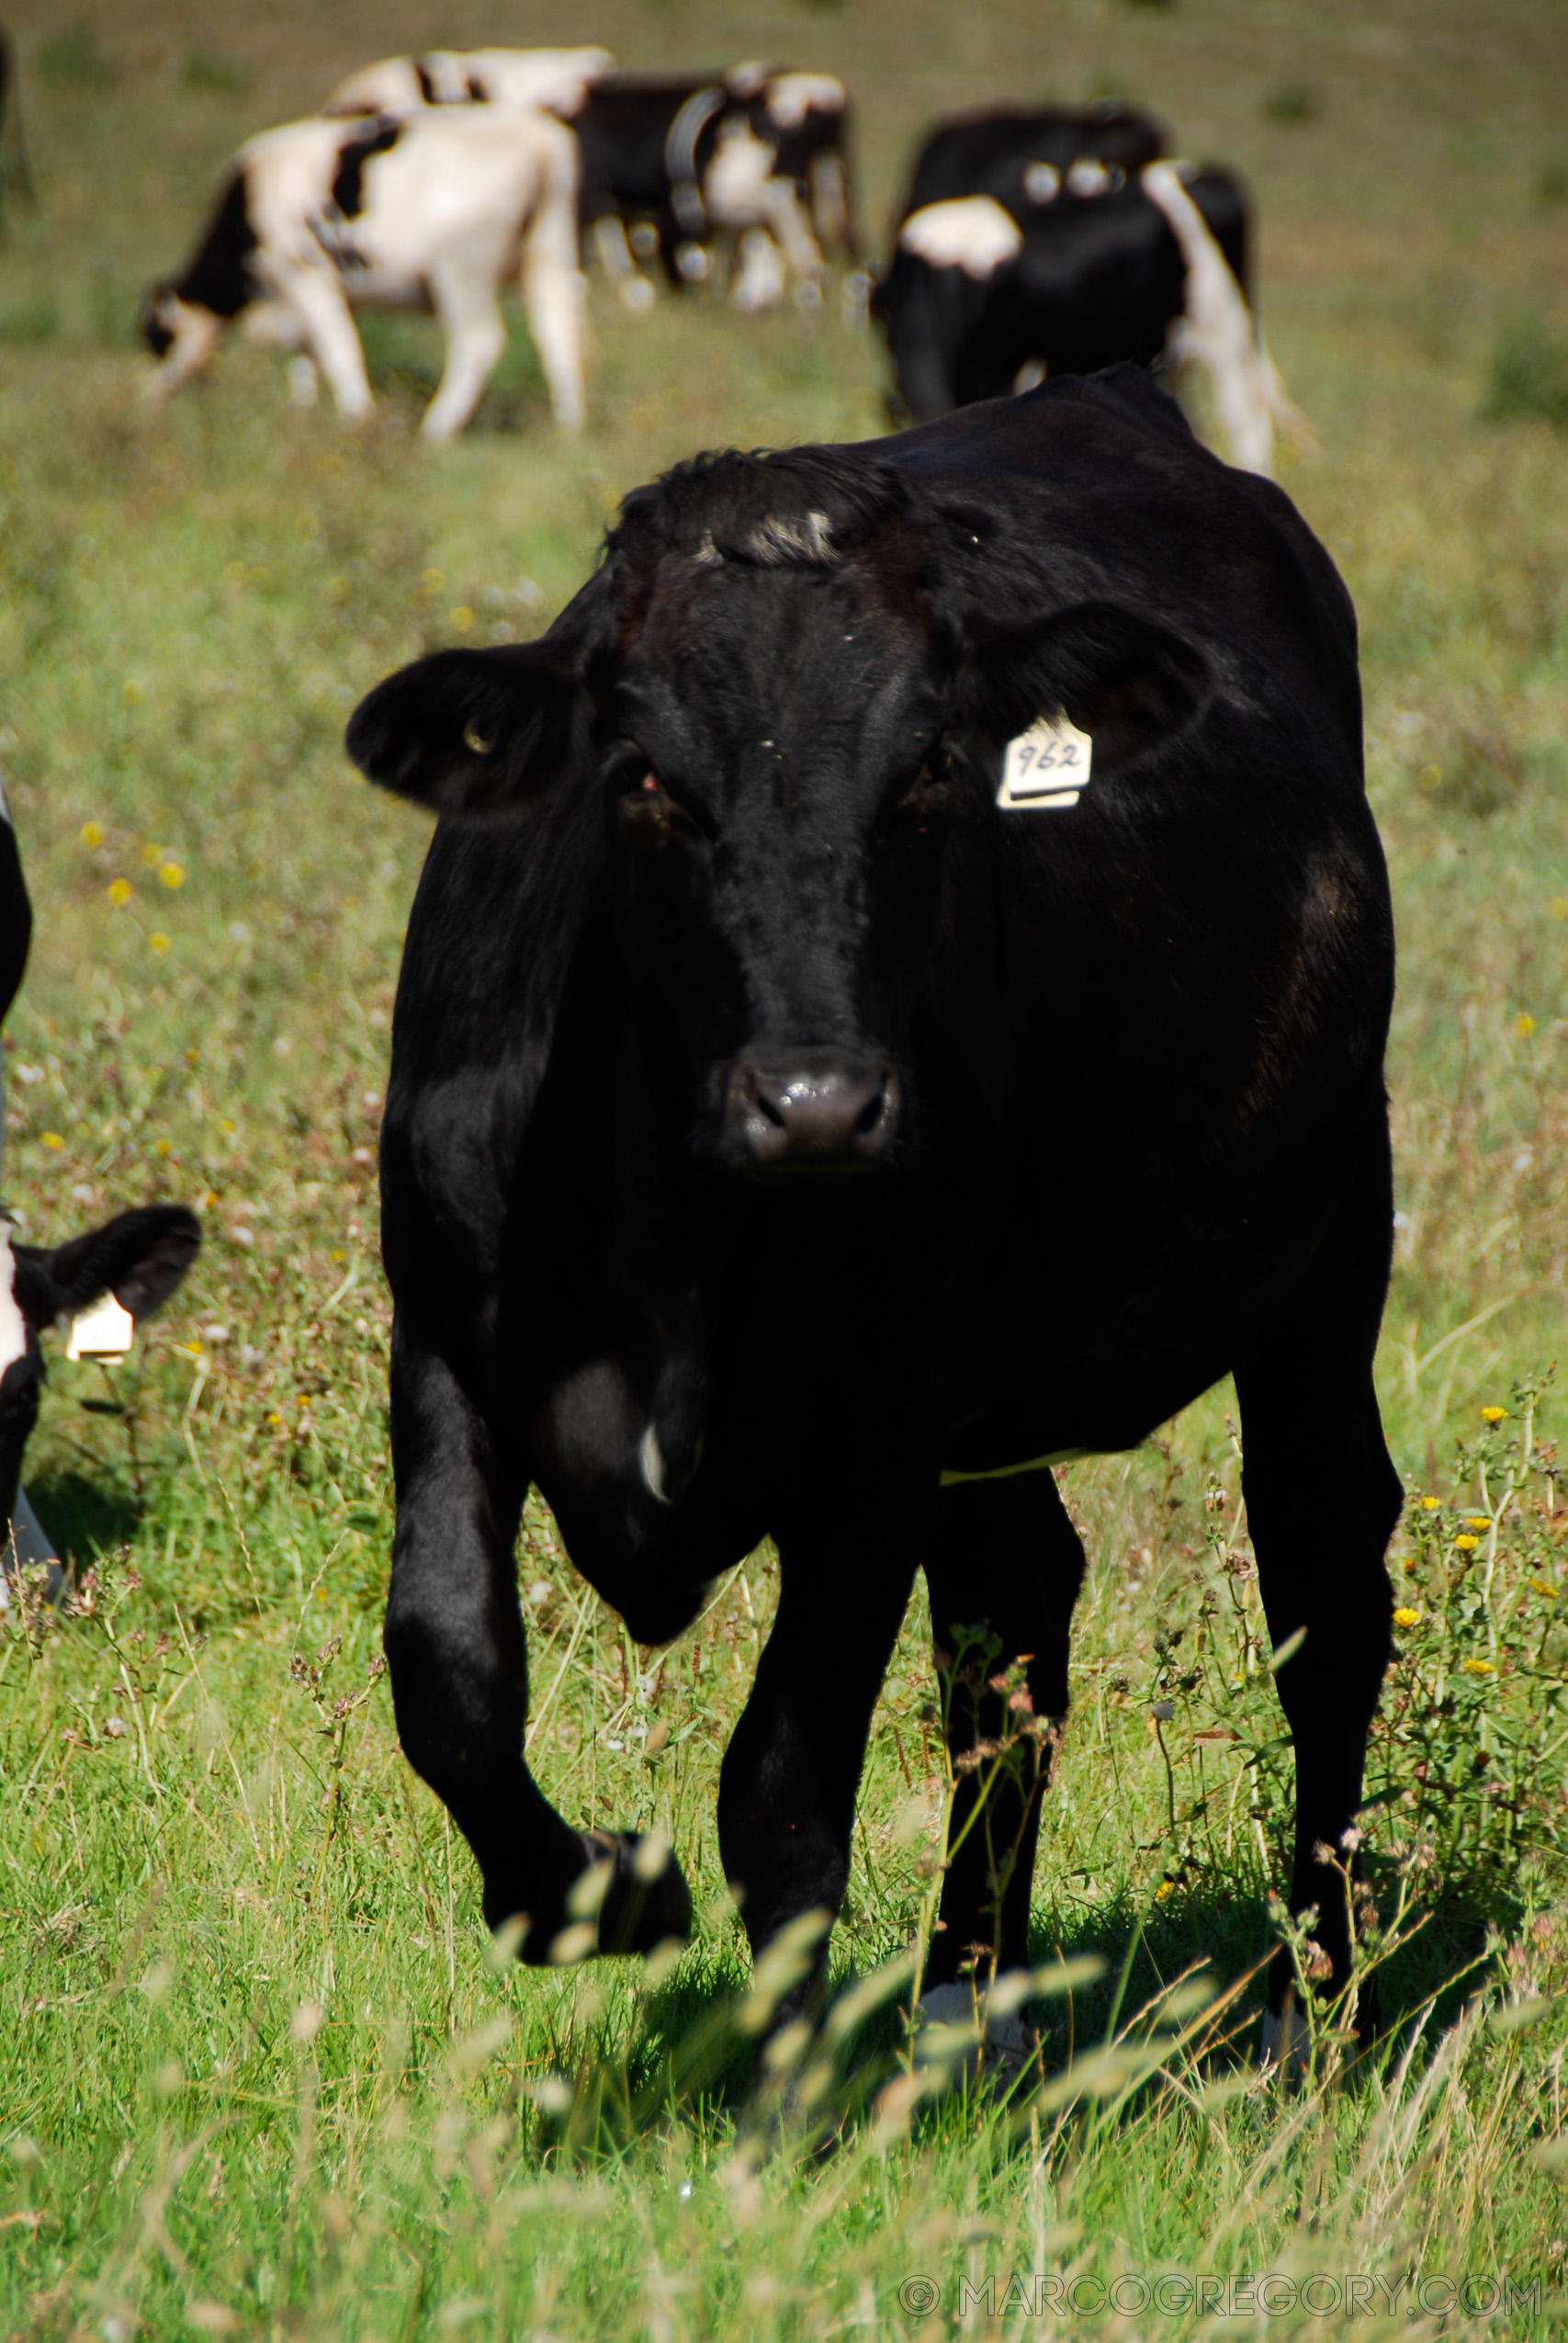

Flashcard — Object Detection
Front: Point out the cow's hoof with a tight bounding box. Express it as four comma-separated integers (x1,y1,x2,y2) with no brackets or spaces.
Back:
578,1828,692,1956
914,1977,1035,2088
1258,2002,1311,2075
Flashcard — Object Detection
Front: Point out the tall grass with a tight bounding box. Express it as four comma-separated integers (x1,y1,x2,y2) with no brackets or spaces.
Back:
2,0,1568,2331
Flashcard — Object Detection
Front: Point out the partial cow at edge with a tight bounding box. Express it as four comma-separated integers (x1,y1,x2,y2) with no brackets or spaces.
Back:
0,787,199,1595
347,369,1399,2077
141,107,585,441
876,104,1303,474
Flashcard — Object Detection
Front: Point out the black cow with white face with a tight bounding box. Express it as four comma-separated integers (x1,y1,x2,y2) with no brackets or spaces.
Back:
0,787,199,1577
349,371,1400,2066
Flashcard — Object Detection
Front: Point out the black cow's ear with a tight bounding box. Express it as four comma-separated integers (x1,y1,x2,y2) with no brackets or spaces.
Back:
344,641,585,817
15,1205,200,1325
966,600,1213,771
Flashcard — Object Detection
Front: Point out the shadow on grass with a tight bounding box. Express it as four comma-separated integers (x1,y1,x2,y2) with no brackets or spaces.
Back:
355,311,550,436
25,1466,142,1568
525,1863,1518,2162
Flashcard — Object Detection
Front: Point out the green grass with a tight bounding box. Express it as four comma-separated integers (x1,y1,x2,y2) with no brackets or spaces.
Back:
3,0,1568,2332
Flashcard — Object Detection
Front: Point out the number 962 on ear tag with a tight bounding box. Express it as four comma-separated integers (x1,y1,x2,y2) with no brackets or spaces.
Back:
997,712,1093,810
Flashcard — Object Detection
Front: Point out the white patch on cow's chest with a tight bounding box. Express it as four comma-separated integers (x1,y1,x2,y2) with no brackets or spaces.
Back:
996,713,1094,809
0,1227,28,1380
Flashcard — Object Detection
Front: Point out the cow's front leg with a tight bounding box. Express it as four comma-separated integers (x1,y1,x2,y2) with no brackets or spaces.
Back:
423,264,509,443
716,1513,920,2036
268,263,373,423
922,1469,1085,1988
385,1328,690,1959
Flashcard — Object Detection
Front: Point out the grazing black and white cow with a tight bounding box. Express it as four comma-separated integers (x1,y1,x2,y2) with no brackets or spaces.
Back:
141,108,585,441
323,46,615,123
347,369,1400,2066
723,65,857,260
573,75,825,311
877,125,1298,472
0,783,199,1582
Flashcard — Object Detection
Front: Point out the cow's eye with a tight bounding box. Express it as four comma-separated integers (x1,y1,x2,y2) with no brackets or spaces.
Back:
617,764,705,843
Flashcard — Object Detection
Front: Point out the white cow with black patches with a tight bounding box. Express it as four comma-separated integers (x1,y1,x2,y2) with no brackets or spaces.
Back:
141,107,586,442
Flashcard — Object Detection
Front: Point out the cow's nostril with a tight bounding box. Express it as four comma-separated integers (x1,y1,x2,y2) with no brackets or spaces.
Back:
731,1053,898,1172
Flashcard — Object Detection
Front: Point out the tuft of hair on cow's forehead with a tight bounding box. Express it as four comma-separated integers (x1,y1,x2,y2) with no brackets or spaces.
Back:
609,445,916,582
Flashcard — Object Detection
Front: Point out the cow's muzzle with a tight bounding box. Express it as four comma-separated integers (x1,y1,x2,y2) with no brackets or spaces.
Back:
728,1049,899,1173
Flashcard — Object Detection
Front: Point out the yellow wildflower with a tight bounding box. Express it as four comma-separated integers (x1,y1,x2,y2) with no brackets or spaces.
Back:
1420,1494,1442,1510
79,821,103,848
158,862,186,889
1529,1579,1558,1601
448,606,475,634
1454,1534,1480,1551
41,1132,62,1149
1393,1607,1420,1627
1461,1658,1495,1676
149,932,170,954
1516,1013,1535,1037
107,877,132,906
1482,1406,1506,1423
1465,1515,1490,1531
1155,1881,1174,1901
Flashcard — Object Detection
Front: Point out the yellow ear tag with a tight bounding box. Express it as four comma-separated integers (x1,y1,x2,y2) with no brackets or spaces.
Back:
67,1294,135,1362
997,712,1093,809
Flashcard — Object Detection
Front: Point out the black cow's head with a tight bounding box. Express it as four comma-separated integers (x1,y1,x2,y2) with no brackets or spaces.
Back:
1,1206,200,1555
348,447,1208,1180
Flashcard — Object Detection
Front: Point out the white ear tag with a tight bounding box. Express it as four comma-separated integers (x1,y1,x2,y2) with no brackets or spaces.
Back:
998,711,1093,809
67,1294,135,1362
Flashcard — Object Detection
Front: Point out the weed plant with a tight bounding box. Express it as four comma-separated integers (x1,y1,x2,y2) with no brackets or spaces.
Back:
1,0,1567,2332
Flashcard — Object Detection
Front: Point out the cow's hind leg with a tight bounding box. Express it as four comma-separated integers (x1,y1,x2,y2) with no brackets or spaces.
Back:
922,1471,1085,1990
386,1331,689,1959
1234,1117,1401,2043
520,183,587,429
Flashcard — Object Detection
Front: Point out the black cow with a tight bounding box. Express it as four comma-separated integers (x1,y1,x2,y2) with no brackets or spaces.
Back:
899,100,1171,222
348,370,1400,2068
874,159,1265,440
0,787,199,1578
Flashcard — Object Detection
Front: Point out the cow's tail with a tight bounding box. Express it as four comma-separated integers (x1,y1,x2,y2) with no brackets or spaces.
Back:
1141,161,1308,478
520,121,587,431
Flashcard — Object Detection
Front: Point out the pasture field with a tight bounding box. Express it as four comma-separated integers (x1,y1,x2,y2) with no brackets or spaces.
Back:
2,0,1568,2333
